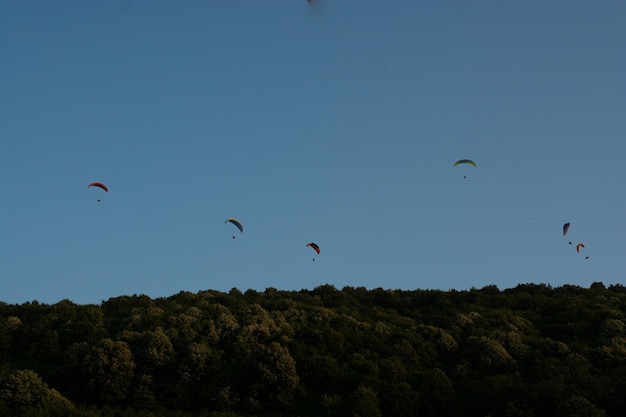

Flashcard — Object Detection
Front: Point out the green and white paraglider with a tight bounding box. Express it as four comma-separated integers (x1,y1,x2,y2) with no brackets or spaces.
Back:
453,159,476,178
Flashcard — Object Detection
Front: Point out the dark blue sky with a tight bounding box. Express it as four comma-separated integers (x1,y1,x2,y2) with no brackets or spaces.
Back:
2,0,625,304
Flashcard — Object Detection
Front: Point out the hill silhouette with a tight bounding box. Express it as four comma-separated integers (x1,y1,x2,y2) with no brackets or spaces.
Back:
1,282,625,416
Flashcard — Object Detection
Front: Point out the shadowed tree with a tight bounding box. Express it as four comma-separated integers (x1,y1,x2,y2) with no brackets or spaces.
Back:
350,385,382,417
556,396,606,417
66,339,135,403
246,342,300,410
0,369,74,416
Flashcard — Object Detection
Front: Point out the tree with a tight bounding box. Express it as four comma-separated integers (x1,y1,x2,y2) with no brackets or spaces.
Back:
320,393,341,416
379,381,420,417
556,396,606,417
0,369,74,416
246,342,300,410
350,385,381,417
66,339,135,403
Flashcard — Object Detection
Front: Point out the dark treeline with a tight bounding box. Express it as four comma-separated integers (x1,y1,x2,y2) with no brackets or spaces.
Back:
1,282,625,417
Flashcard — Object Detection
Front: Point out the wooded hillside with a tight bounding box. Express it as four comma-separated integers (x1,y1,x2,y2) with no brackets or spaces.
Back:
1,282,625,416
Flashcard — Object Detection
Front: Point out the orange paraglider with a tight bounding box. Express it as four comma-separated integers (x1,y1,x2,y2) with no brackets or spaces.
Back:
307,242,320,260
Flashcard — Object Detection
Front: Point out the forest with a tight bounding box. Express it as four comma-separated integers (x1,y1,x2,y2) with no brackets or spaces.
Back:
1,282,625,417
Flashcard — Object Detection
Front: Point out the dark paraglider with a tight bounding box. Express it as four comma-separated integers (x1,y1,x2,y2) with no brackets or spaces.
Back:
88,182,108,202
454,159,476,179
225,218,244,239
563,223,571,237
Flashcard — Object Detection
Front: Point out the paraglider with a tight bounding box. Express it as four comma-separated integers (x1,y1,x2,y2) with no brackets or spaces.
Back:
88,182,108,202
561,223,590,258
453,159,476,168
576,243,589,259
453,159,476,178
306,242,320,260
563,223,571,237
225,218,243,239
88,182,108,192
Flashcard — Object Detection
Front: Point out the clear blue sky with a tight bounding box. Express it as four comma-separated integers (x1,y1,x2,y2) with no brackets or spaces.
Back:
2,0,625,305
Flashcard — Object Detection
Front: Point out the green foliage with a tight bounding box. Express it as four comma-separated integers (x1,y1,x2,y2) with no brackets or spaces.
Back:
350,385,381,417
1,283,625,416
0,369,75,417
64,339,135,403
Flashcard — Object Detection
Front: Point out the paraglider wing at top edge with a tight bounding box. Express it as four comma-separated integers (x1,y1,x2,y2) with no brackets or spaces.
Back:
563,223,571,236
225,218,244,233
306,242,320,254
88,182,108,192
576,243,585,253
453,159,476,168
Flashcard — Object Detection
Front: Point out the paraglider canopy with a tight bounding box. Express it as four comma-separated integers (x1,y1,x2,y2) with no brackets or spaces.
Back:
563,223,571,237
306,242,320,261
453,159,476,178
576,243,585,253
306,242,320,254
453,159,476,168
88,182,108,192
225,218,244,236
